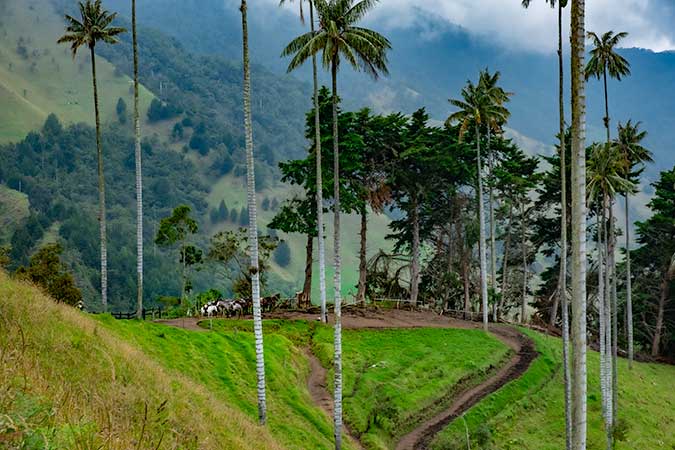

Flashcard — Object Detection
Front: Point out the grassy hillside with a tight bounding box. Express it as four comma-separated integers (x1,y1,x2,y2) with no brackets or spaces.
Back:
1,273,513,449
0,270,282,450
431,329,675,450
0,0,154,143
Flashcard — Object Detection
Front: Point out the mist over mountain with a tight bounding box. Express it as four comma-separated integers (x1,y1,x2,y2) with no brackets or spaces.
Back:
106,0,674,181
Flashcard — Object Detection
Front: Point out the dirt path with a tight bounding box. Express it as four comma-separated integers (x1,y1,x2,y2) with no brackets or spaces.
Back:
158,309,537,450
395,325,537,450
155,317,207,332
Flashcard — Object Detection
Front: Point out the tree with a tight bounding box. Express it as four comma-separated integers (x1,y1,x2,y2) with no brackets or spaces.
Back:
132,0,144,319
447,70,509,331
240,0,267,426
15,243,83,306
282,1,390,446
274,240,291,268
613,120,652,367
570,1,588,448
208,229,278,299
521,0,571,444
57,0,126,311
634,167,675,358
269,197,317,307
218,200,228,221
154,205,200,303
116,97,127,124
280,0,329,323
587,142,634,447
585,32,630,422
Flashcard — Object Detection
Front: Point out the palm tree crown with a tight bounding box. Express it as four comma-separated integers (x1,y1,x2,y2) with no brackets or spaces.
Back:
521,0,567,8
587,143,635,203
282,0,391,79
614,120,652,185
585,31,631,81
446,70,510,139
57,0,126,56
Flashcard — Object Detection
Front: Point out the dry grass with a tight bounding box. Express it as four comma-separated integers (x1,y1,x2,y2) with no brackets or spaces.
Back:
0,271,283,449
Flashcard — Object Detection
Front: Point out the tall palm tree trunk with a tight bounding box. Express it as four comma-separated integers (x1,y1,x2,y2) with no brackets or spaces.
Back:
331,59,343,450
520,201,528,324
476,124,489,331
310,2,328,323
609,200,618,424
132,0,144,319
240,0,267,425
599,202,611,450
558,6,572,446
602,69,610,142
603,194,614,443
625,194,633,367
570,1,588,448
90,45,108,312
356,206,367,305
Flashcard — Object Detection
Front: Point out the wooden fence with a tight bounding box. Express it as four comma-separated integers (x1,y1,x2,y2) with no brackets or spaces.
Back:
109,307,163,320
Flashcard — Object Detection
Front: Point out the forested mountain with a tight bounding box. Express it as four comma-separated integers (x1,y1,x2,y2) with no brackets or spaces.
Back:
106,0,674,178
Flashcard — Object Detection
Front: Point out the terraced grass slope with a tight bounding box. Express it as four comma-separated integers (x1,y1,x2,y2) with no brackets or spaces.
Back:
431,329,675,450
0,0,153,143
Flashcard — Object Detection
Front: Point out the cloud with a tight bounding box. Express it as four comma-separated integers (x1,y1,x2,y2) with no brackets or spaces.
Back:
274,0,675,54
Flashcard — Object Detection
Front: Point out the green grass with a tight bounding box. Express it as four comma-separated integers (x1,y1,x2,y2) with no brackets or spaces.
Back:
0,271,283,450
431,329,675,450
0,0,153,143
0,184,29,243
311,326,511,450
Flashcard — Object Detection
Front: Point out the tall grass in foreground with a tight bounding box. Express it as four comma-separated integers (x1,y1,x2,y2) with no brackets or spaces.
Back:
0,271,280,450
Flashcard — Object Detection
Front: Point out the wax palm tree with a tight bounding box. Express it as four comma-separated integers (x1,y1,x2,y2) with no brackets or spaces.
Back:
279,0,329,322
585,31,630,142
588,142,634,448
613,120,651,367
447,73,509,332
569,1,588,448
240,0,267,425
57,0,125,312
131,0,144,319
478,70,511,324
521,4,570,443
282,1,390,447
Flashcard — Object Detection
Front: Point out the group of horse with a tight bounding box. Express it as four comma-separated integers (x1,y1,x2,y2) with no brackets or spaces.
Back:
199,293,282,318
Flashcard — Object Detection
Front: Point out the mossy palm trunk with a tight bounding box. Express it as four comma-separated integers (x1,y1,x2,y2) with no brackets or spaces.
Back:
90,45,108,311
331,59,343,450
240,0,267,425
132,0,144,319
625,194,633,366
520,200,528,323
488,130,498,321
310,2,328,323
302,234,313,308
476,124,489,331
570,1,588,448
557,5,572,446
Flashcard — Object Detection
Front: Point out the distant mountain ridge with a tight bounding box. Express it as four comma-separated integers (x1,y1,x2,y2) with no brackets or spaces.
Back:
105,0,674,179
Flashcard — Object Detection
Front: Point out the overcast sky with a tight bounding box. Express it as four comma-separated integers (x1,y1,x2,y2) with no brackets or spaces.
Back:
273,0,675,54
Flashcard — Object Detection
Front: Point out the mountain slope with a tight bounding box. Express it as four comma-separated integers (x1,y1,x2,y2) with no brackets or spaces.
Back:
0,0,154,143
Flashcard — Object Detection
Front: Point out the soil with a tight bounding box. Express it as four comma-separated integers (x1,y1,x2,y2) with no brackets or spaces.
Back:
155,317,207,332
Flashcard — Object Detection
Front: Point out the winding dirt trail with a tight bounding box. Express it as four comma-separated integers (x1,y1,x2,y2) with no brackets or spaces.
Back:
395,324,537,450
158,310,537,450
